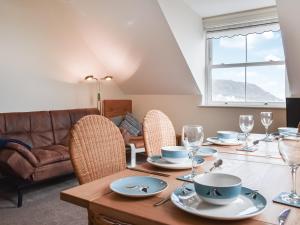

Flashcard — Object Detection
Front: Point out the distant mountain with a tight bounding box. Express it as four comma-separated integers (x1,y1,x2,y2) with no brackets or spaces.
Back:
213,79,282,102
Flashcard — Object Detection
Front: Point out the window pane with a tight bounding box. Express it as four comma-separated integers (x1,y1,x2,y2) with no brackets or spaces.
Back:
212,35,246,64
247,31,285,62
246,65,285,102
212,67,245,102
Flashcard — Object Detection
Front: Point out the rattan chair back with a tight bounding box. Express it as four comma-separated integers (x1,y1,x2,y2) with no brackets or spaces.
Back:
143,110,176,156
69,115,126,184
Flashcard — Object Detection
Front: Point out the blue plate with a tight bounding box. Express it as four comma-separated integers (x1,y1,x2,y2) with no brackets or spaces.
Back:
147,155,205,170
110,176,168,197
171,183,267,220
197,147,218,157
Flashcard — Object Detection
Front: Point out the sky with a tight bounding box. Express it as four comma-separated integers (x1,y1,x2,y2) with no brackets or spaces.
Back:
211,30,286,102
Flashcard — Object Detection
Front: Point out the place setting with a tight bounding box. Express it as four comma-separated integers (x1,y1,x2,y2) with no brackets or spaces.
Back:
206,112,277,153
171,173,267,220
146,126,218,170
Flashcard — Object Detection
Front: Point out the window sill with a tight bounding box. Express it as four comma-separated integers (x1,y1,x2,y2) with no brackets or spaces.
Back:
199,104,286,109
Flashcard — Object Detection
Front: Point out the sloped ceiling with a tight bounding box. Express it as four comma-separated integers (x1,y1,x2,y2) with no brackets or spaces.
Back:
63,0,200,95
276,0,300,97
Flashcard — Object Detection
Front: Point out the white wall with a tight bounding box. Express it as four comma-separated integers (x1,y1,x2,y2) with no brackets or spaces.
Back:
276,0,300,97
0,0,125,112
130,94,286,137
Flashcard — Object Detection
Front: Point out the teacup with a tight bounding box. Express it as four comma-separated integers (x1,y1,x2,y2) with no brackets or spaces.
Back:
161,146,189,164
193,173,242,205
217,131,238,140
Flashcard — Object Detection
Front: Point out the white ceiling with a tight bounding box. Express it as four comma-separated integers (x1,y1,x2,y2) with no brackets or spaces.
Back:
183,0,276,17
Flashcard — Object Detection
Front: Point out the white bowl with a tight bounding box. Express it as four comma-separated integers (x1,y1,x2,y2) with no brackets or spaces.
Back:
278,127,298,134
193,173,242,205
217,131,238,140
161,146,189,164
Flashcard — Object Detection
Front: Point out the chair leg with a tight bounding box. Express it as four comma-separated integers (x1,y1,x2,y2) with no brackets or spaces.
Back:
17,188,23,208
129,144,137,167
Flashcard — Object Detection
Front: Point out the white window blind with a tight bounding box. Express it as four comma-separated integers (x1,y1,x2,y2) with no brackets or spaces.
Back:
203,6,280,39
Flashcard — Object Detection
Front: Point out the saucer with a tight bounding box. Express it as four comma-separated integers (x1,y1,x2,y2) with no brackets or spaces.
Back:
171,183,267,220
197,147,218,157
147,155,204,170
207,137,243,146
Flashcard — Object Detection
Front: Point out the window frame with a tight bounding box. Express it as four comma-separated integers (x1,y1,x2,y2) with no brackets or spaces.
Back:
205,35,286,108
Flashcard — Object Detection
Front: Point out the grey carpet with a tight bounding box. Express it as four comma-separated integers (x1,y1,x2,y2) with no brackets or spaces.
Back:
0,177,87,225
0,153,147,225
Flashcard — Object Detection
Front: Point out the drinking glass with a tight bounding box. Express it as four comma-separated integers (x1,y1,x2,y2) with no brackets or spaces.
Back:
239,115,254,151
278,138,300,204
182,125,204,179
261,112,273,142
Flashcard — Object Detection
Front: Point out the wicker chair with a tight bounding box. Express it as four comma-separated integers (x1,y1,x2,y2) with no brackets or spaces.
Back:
69,115,126,184
143,110,176,156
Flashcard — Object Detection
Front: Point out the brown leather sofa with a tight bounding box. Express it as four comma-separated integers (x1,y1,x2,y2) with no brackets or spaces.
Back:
0,108,99,207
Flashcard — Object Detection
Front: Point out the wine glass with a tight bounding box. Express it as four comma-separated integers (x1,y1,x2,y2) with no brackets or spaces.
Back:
239,115,254,151
261,112,273,142
182,125,204,179
278,138,300,204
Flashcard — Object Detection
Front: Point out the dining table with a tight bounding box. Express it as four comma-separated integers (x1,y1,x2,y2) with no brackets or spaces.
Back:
60,134,300,225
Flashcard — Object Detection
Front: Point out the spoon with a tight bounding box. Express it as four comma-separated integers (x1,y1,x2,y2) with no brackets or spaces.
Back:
209,159,223,172
247,140,260,149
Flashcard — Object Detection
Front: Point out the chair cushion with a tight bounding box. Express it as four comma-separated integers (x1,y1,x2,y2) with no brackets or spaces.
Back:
31,145,69,166
124,113,142,134
111,116,124,127
120,120,140,136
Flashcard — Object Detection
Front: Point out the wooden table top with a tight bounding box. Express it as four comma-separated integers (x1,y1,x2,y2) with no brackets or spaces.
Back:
61,135,300,225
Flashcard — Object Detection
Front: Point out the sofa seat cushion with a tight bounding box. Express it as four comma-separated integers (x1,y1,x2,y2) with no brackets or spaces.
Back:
31,145,69,166
32,160,73,182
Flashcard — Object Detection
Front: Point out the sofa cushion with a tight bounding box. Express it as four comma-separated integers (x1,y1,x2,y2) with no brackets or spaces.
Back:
69,109,88,125
1,112,33,147
5,112,30,133
0,114,5,134
32,160,73,182
30,111,54,148
31,145,69,166
50,110,71,146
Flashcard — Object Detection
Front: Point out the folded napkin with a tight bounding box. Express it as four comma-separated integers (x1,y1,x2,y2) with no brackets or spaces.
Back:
0,138,32,150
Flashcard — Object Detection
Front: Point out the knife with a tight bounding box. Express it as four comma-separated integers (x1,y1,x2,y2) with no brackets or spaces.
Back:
278,209,291,225
126,166,170,177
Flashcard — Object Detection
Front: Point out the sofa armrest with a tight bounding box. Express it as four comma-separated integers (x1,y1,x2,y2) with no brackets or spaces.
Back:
5,143,38,167
128,136,144,149
0,149,35,180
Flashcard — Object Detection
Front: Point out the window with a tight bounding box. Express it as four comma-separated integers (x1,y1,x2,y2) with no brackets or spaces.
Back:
206,30,286,107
